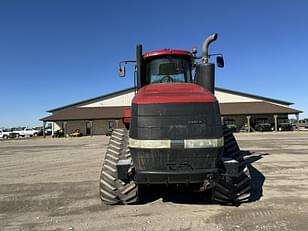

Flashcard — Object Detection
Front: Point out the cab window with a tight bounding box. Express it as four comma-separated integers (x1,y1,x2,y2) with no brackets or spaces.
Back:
145,56,192,84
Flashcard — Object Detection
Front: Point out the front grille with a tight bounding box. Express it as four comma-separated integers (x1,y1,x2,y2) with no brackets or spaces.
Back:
130,102,222,140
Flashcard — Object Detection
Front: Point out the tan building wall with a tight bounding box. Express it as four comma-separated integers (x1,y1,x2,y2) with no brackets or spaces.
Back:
66,120,87,135
92,120,109,135
92,119,123,135
52,119,125,136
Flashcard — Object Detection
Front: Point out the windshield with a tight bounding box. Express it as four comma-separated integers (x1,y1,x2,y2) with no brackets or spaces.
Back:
145,56,192,84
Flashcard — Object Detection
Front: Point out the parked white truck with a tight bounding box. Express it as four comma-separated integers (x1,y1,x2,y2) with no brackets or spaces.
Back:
12,128,39,137
0,129,16,139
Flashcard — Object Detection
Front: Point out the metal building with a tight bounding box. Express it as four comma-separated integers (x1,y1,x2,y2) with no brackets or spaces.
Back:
41,87,302,136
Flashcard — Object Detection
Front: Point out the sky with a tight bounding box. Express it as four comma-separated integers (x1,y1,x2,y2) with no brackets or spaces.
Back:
0,0,307,128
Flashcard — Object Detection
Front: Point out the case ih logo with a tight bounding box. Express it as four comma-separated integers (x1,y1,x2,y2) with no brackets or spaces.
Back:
187,120,204,124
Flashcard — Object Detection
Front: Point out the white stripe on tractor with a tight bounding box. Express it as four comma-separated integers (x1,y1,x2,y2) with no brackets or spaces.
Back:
129,138,171,149
184,137,224,148
128,137,224,149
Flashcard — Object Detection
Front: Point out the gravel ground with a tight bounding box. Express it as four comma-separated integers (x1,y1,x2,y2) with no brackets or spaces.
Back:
1,131,308,231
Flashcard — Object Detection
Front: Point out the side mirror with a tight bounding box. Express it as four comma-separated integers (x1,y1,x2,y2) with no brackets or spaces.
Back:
216,55,224,68
118,65,126,77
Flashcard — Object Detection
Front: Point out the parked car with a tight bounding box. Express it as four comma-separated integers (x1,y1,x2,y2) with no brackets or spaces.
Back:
33,126,44,136
44,125,52,136
254,123,272,132
0,129,16,139
278,123,293,131
277,119,293,131
253,118,272,132
30,125,52,136
298,119,308,128
12,128,39,137
224,119,238,132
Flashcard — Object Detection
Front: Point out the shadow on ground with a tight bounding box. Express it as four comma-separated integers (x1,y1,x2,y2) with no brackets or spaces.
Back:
136,151,266,205
243,151,268,202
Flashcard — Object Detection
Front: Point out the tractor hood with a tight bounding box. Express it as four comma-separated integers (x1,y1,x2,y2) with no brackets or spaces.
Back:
132,83,217,105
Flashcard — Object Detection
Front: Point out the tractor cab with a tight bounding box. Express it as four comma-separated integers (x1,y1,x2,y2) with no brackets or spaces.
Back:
143,50,193,85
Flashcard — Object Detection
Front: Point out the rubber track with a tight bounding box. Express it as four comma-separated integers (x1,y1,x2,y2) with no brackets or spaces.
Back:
99,128,138,205
212,125,251,204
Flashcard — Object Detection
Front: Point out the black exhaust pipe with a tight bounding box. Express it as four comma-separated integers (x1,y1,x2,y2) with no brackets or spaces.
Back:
195,33,218,94
195,63,215,94
136,44,143,89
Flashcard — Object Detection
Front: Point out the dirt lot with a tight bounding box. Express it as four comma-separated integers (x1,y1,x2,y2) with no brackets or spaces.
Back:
1,132,308,231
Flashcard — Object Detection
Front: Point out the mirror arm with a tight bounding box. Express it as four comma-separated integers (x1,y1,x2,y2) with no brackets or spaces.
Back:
118,60,137,77
120,60,136,65
194,53,223,60
208,53,223,58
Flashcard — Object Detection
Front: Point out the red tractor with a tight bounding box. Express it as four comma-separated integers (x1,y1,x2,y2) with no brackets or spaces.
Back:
99,34,251,205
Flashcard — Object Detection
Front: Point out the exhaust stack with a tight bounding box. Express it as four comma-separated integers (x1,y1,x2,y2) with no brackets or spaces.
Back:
195,33,218,94
136,44,143,89
202,33,218,64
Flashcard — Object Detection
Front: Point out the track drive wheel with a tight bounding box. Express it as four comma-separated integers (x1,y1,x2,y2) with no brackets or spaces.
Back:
99,128,138,205
212,125,251,204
